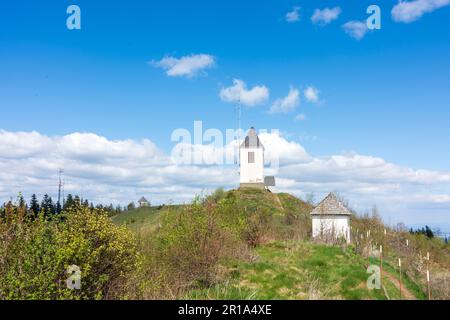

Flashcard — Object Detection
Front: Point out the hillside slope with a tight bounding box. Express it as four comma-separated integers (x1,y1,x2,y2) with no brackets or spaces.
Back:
186,240,425,300
112,188,313,236
111,188,429,300
111,206,165,233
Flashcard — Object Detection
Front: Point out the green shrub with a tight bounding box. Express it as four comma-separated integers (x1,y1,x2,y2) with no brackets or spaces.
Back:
0,205,139,300
156,197,245,286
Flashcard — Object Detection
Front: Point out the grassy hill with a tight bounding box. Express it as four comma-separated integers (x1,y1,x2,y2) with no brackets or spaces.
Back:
111,188,439,300
112,188,313,237
185,241,425,300
111,206,162,233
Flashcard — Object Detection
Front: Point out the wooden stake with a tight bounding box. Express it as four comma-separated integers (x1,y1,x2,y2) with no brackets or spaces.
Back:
427,252,431,300
398,258,402,300
380,245,383,287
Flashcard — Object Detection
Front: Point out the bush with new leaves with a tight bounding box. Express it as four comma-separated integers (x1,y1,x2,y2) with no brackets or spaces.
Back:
0,204,139,300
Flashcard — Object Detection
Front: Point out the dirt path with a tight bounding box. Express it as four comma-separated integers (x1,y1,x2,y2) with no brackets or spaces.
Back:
273,194,284,211
383,272,416,300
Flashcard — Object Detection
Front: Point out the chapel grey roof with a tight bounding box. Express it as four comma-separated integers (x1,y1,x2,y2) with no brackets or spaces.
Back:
310,193,352,216
240,127,264,149
138,197,149,203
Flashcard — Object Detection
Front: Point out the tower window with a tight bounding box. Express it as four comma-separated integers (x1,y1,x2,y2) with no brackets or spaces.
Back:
248,152,255,163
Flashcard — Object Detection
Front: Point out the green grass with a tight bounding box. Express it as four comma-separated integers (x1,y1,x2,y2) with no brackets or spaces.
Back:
187,241,388,300
112,190,430,300
379,259,427,300
111,206,163,233
184,281,258,300
228,188,285,215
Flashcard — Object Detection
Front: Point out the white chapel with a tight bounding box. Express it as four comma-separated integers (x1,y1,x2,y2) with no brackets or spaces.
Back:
239,127,275,189
310,193,352,243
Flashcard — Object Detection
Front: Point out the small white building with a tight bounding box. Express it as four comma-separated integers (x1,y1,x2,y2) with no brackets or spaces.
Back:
138,196,150,208
311,193,352,243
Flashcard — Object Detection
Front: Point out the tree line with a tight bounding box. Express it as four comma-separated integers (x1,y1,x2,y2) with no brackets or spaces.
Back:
0,193,128,220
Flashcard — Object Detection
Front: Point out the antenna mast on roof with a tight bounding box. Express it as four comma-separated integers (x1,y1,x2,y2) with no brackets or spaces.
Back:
238,98,242,144
235,99,242,165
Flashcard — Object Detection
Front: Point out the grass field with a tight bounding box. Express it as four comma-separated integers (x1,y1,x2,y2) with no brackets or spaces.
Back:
184,241,425,300
111,190,428,300
185,241,385,300
111,206,164,233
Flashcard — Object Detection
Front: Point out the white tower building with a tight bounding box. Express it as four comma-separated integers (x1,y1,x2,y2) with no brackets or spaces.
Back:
239,127,265,188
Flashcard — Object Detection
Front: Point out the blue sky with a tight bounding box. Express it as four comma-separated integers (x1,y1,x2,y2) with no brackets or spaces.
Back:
1,1,450,231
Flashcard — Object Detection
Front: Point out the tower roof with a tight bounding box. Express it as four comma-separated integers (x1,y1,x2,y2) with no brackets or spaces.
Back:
310,193,352,216
138,196,149,203
240,127,264,149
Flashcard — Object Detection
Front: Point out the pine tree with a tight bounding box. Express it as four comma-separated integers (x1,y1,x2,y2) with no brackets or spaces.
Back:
425,225,434,239
74,195,81,207
64,194,75,210
127,202,136,211
17,192,26,208
29,194,40,218
41,194,56,218
56,201,62,215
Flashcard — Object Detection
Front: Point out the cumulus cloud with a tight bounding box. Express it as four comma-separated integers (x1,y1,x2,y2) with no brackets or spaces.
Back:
304,86,320,103
220,79,269,107
1,129,450,228
286,6,301,23
342,20,369,40
151,54,215,78
269,87,300,114
295,114,306,121
311,7,342,26
392,0,450,23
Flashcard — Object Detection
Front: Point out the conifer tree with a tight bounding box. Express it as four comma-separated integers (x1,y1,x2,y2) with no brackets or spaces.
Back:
29,194,40,218
64,194,75,210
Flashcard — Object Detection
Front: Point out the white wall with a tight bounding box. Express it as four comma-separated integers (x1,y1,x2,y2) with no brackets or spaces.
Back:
312,215,350,243
239,147,264,183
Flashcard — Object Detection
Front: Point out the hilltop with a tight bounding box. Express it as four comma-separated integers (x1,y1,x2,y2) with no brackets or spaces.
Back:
111,188,448,300
112,188,313,240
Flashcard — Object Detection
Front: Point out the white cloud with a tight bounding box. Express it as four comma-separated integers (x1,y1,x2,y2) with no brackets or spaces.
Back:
220,79,269,107
269,87,300,114
1,129,450,229
286,6,301,23
311,7,342,26
151,54,215,78
0,130,237,205
0,130,52,158
258,132,311,166
295,114,306,121
342,20,369,40
304,86,320,103
392,0,450,23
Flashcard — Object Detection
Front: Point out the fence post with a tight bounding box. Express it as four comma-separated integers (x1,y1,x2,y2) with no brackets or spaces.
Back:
380,245,383,287
427,252,431,300
398,258,402,300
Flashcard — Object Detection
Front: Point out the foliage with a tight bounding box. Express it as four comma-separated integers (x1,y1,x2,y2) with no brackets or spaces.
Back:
0,204,138,300
409,225,434,238
188,241,389,300
139,195,248,297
